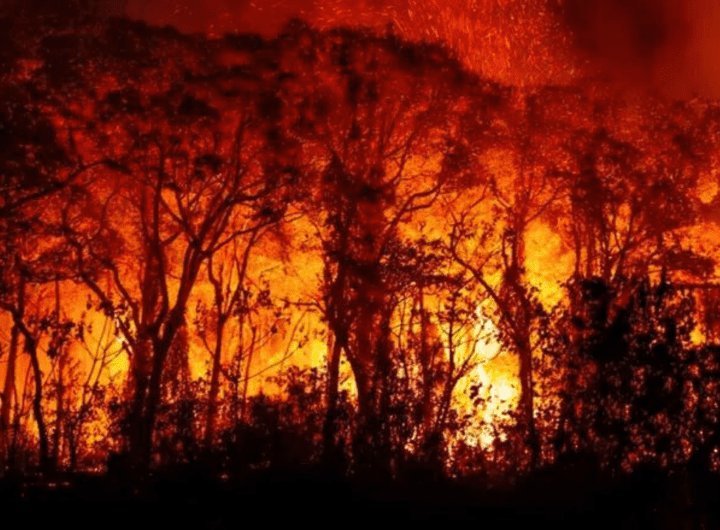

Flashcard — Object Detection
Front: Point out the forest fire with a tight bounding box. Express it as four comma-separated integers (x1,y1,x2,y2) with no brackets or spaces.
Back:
2,0,720,524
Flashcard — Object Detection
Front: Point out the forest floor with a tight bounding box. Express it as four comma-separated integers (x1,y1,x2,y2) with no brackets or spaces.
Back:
2,465,719,529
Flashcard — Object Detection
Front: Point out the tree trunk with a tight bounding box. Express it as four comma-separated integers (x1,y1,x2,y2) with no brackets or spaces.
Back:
204,316,226,447
131,309,185,474
517,332,538,467
417,287,439,444
348,303,395,481
240,325,257,423
127,338,151,473
0,321,20,467
53,352,65,469
23,328,50,473
322,331,342,466
375,312,394,479
140,340,167,471
507,218,539,468
6,278,51,473
52,279,64,469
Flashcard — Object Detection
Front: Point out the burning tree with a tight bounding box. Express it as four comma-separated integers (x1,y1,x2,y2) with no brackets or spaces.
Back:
0,30,122,471
542,275,720,476
271,22,502,476
442,85,578,469
2,9,720,505
0,75,64,471
38,21,298,473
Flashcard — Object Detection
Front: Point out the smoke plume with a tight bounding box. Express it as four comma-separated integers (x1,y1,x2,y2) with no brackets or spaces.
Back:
561,0,720,97
120,0,720,97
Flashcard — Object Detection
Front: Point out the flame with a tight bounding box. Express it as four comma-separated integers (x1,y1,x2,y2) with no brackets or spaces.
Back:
4,4,720,476
525,220,574,309
448,310,519,448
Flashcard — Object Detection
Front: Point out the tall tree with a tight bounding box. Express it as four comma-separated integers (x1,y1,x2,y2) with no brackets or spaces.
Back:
50,22,295,473
277,22,492,475
444,86,572,468
0,38,94,471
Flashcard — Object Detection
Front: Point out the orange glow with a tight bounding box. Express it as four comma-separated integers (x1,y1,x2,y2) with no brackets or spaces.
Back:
2,6,720,481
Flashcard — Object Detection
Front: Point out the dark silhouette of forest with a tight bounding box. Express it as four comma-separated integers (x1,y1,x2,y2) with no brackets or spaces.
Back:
1,5,720,526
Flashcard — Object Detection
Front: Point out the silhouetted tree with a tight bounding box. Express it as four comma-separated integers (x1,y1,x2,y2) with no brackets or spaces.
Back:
46,22,296,474
0,40,104,471
443,86,574,468
276,22,489,476
543,275,720,476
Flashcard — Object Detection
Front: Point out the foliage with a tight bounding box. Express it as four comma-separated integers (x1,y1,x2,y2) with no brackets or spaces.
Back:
1,13,720,494
541,276,720,474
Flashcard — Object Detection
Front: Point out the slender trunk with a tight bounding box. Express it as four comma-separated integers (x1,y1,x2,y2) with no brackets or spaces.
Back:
434,302,457,444
0,322,20,466
11,363,32,467
68,426,78,471
322,332,341,464
7,278,50,472
53,352,64,469
517,332,538,467
323,238,351,465
134,309,185,473
138,340,167,472
375,307,394,478
513,298,539,468
240,326,256,423
23,329,50,473
572,214,582,278
204,316,226,447
350,258,398,479
586,226,596,278
349,304,394,480
52,280,64,468
127,338,151,471
232,311,244,423
418,287,435,440
350,364,375,478
509,217,539,468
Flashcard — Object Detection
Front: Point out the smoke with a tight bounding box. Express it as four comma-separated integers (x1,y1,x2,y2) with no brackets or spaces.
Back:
561,0,720,97
125,0,345,36
122,0,572,85
120,0,720,97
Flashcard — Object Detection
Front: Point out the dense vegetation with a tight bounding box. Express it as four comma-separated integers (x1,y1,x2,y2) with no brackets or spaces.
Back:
1,9,720,524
